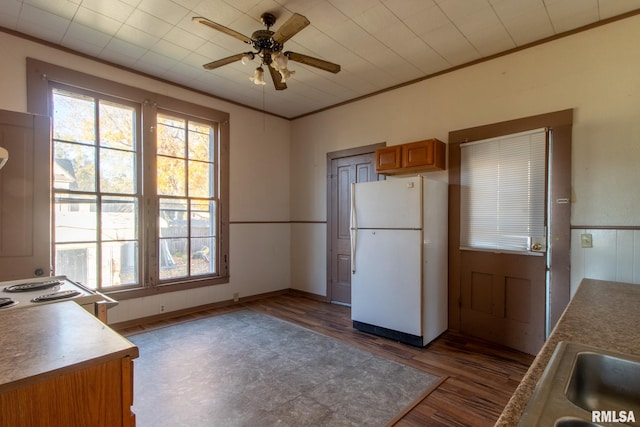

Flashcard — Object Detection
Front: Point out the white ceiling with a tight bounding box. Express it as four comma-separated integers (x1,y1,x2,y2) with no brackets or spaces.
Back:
1,0,639,118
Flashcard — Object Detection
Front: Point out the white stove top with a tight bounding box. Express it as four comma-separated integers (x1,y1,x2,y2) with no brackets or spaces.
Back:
0,276,102,310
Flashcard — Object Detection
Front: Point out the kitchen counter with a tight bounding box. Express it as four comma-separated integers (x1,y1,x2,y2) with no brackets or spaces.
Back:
496,278,640,426
0,301,139,426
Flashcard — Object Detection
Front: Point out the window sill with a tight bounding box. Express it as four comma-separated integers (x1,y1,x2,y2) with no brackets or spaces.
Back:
459,246,545,257
104,275,230,300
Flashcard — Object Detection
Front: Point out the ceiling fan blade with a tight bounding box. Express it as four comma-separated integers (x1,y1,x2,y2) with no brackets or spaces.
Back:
202,53,246,70
272,13,310,44
285,52,341,74
192,16,252,44
267,65,287,90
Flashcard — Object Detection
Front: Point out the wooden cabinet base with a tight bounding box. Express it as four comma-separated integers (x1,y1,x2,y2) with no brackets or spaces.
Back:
0,303,138,427
0,357,135,427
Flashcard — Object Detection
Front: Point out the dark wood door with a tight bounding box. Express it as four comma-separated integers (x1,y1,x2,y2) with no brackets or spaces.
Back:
458,137,548,356
328,151,379,305
449,110,573,356
460,251,546,355
0,109,51,280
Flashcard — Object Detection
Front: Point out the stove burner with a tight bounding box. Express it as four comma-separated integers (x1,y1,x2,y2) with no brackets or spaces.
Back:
30,290,81,303
4,280,62,293
0,297,17,308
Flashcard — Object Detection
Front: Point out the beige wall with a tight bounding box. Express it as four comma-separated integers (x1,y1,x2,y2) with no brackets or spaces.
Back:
290,14,640,296
0,31,292,323
2,13,639,319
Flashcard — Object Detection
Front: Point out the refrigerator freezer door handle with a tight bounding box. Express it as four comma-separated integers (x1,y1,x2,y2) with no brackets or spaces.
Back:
351,183,357,274
351,227,357,274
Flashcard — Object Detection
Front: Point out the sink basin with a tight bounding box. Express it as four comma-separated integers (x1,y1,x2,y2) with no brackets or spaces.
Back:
518,342,640,426
566,351,640,415
555,417,603,427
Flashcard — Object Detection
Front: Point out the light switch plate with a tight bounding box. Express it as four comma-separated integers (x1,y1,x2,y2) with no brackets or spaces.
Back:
581,233,593,248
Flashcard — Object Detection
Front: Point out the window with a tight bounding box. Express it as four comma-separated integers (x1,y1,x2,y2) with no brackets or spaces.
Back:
156,112,218,281
27,59,229,297
460,128,547,253
52,87,140,288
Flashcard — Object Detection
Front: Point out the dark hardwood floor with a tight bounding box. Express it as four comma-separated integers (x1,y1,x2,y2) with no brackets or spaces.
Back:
116,292,533,427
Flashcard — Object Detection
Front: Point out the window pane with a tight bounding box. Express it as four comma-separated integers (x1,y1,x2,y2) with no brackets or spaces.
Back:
157,156,185,196
100,100,136,151
159,238,188,279
191,236,216,276
101,195,139,287
55,194,97,242
188,122,211,161
190,200,215,237
102,196,138,241
188,160,212,198
157,114,186,157
460,129,547,253
100,148,136,194
159,198,187,238
54,141,96,191
190,200,216,276
102,241,138,287
55,243,97,289
52,90,95,145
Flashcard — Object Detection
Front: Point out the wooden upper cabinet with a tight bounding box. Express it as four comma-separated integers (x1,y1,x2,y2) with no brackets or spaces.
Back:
375,138,446,175
375,145,402,172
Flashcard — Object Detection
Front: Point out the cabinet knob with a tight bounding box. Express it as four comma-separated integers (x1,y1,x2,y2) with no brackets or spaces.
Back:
34,268,44,276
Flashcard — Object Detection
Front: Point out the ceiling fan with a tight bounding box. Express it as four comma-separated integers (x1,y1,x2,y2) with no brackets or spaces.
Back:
193,12,341,90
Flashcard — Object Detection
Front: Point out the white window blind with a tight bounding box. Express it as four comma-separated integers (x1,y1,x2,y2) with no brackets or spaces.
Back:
460,128,547,253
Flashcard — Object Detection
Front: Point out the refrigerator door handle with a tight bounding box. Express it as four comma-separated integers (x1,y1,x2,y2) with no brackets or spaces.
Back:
351,183,357,274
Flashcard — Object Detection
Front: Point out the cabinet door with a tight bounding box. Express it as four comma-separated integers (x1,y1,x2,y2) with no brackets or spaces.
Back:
0,358,128,427
0,110,51,280
375,145,401,172
122,357,136,427
375,139,446,175
403,139,437,168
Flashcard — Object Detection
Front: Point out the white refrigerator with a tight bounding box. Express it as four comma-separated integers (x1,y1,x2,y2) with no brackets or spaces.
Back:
350,175,448,347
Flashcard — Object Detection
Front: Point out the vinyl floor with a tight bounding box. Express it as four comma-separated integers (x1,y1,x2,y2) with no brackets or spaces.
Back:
127,309,442,426
117,292,534,426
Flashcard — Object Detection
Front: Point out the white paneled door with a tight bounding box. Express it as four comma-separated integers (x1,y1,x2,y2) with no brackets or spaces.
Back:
0,110,51,281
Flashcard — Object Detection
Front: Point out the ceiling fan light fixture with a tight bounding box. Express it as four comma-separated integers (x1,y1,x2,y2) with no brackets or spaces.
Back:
279,67,294,83
195,12,340,90
241,52,255,65
250,66,266,85
271,51,288,69
270,51,294,83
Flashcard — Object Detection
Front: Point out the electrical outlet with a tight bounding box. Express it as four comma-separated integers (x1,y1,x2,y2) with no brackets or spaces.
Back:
581,233,593,248
160,304,165,312
233,292,239,302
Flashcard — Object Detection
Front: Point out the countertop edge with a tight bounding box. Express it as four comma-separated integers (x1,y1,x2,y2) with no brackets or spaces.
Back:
495,278,640,426
0,301,139,394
